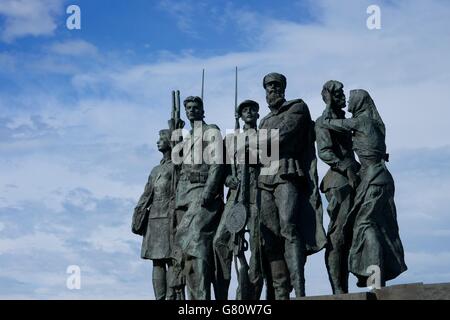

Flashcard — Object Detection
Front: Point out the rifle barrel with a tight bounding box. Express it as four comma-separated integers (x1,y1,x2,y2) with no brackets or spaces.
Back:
175,90,181,120
234,67,238,110
201,69,205,101
234,66,239,130
171,90,176,119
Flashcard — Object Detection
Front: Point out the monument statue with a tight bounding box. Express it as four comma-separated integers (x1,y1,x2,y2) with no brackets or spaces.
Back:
131,72,410,300
257,73,327,299
321,89,407,287
131,129,183,300
174,96,225,300
315,80,360,294
213,99,264,300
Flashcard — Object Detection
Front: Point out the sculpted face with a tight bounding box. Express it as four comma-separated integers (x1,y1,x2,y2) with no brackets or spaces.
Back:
333,88,346,109
185,101,204,122
347,93,356,114
348,91,356,114
322,87,346,109
240,106,259,125
157,135,171,152
265,81,285,107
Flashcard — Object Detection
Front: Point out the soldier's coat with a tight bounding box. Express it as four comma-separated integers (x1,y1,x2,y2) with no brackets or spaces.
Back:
175,122,225,262
214,129,262,286
258,99,327,255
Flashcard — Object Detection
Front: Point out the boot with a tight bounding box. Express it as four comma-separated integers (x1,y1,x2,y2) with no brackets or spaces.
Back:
325,249,349,294
284,241,306,297
152,261,167,300
269,259,291,300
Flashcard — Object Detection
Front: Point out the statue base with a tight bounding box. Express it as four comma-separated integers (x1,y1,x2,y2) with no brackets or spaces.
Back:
297,283,450,300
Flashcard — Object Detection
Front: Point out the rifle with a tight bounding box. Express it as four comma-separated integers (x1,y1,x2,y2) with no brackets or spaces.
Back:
225,66,252,300
168,90,183,135
166,90,186,300
133,89,183,235
231,66,240,179
234,66,240,132
234,141,251,300
225,158,253,300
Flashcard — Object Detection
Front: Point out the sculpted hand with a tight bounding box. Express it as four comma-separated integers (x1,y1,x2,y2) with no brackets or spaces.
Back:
322,90,334,119
176,119,185,129
225,176,240,190
322,89,333,108
346,167,360,189
201,191,214,207
323,106,333,120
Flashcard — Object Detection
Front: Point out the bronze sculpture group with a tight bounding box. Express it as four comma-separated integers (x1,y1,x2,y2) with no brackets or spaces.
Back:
131,72,407,300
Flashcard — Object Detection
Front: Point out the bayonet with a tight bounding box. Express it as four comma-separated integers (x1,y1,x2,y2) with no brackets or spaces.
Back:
201,69,205,101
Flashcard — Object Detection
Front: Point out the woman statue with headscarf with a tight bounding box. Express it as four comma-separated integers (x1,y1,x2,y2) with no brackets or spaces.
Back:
321,89,407,288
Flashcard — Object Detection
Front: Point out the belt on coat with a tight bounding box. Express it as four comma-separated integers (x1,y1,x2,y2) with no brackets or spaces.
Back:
180,170,208,183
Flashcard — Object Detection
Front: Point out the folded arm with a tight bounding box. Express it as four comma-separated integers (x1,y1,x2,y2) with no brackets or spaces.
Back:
315,122,353,173
321,118,360,133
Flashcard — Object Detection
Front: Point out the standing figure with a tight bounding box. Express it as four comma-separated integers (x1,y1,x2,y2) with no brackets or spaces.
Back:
321,89,407,287
315,80,360,294
132,129,181,300
213,100,264,300
258,73,327,299
174,96,225,300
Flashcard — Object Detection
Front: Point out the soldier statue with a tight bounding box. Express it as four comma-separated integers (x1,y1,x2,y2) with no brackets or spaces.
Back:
174,96,225,300
321,89,407,287
213,100,264,300
315,80,360,294
131,129,183,300
257,72,327,299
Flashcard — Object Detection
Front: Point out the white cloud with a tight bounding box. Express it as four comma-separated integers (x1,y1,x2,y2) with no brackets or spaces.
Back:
87,223,134,255
1,0,450,298
158,0,204,37
66,0,450,150
0,155,143,212
407,251,450,270
0,0,64,42
0,53,16,72
49,39,98,57
0,232,67,255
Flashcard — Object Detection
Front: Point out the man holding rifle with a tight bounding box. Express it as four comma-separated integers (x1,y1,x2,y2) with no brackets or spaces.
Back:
213,99,264,300
174,96,225,300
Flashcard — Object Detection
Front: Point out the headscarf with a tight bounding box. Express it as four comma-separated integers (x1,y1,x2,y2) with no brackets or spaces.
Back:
348,89,386,136
159,129,171,142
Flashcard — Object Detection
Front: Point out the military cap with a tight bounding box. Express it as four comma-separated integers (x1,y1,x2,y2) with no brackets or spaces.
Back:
237,99,259,116
263,72,287,90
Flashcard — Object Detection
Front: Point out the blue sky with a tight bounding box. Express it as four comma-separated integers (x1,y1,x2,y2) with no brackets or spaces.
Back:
1,0,450,299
